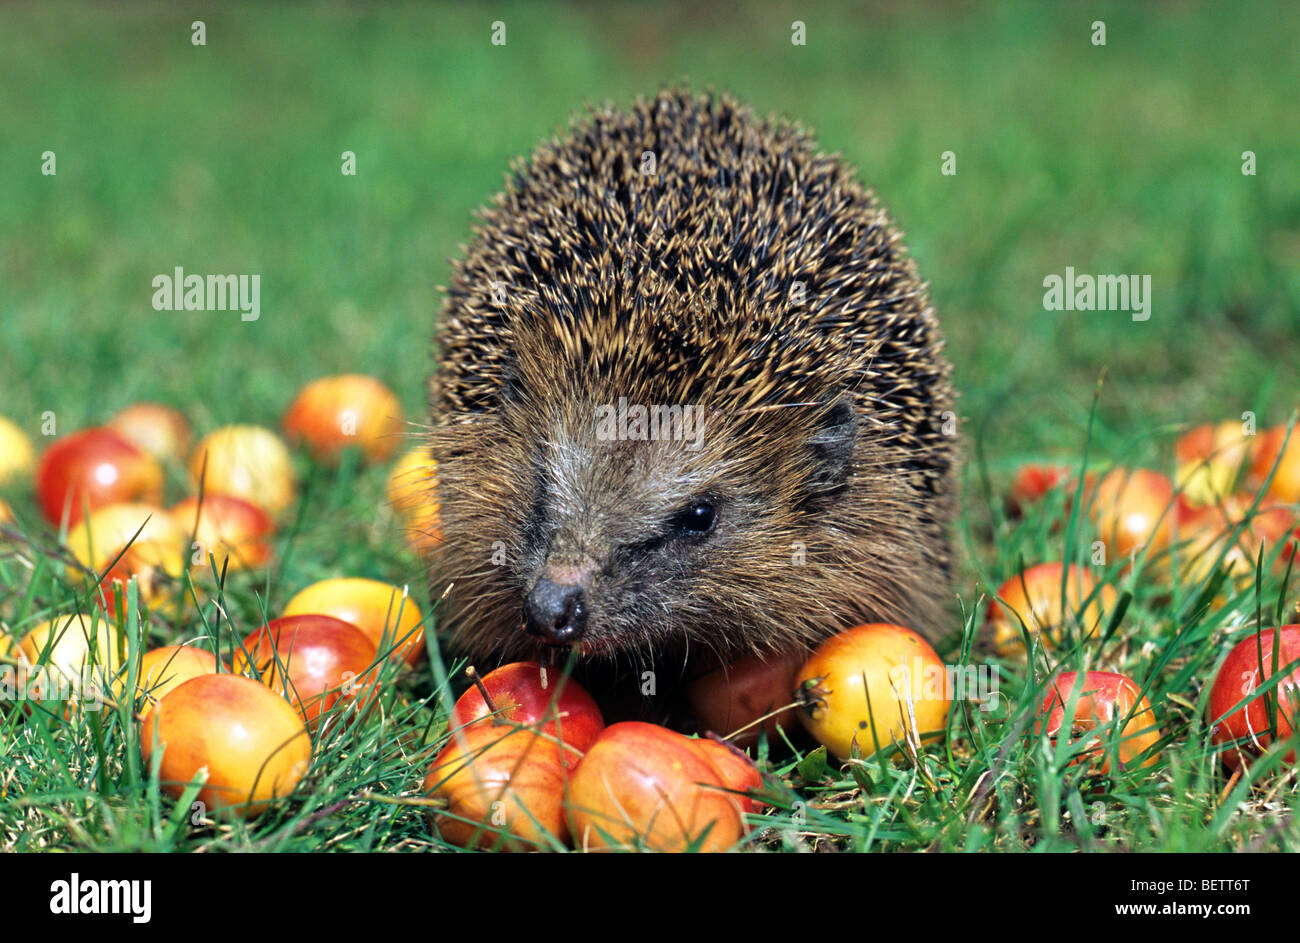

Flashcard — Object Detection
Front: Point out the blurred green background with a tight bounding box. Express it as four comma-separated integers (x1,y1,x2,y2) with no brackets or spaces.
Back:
2,0,1297,468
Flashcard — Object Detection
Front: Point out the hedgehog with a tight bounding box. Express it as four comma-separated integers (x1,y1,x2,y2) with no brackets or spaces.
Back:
429,88,957,677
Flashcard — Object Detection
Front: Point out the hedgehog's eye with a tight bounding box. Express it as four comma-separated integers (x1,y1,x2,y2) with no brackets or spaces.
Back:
672,499,717,537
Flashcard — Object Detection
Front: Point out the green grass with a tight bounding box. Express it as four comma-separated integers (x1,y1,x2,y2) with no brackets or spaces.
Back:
1,0,1299,852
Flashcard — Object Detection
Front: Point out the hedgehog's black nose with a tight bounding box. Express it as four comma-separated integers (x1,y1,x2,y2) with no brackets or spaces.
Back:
524,579,588,644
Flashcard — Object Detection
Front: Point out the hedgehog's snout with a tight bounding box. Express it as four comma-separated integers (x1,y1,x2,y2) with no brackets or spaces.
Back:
524,576,589,645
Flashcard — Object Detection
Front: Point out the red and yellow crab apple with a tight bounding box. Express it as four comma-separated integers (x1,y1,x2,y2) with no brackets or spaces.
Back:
283,374,404,464
567,721,743,852
1088,467,1176,562
425,724,570,851
108,403,193,463
1175,420,1256,507
1037,670,1160,773
188,425,297,516
385,446,441,553
1250,425,1300,504
170,493,275,571
141,673,311,817
794,623,951,761
986,562,1118,656
1005,462,1074,517
685,649,805,748
135,645,224,716
448,661,603,767
65,502,184,573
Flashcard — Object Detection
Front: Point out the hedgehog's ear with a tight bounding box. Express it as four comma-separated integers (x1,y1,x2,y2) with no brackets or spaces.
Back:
803,396,856,501
497,361,524,410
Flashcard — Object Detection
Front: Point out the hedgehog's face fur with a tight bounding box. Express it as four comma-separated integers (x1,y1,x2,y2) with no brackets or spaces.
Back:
431,375,862,663
429,89,957,668
485,385,859,659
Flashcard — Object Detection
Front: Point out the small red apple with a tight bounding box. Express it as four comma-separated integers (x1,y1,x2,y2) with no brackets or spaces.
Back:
36,427,164,526
1006,462,1073,517
449,662,603,768
1208,625,1300,771
690,736,764,816
684,649,804,748
234,615,379,727
1037,671,1160,773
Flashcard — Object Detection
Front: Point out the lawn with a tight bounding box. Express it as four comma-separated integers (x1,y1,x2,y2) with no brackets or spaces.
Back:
1,0,1298,852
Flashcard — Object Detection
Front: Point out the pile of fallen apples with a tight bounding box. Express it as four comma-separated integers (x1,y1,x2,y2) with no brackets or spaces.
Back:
991,418,1300,776
0,376,434,816
429,622,955,851
427,662,759,852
